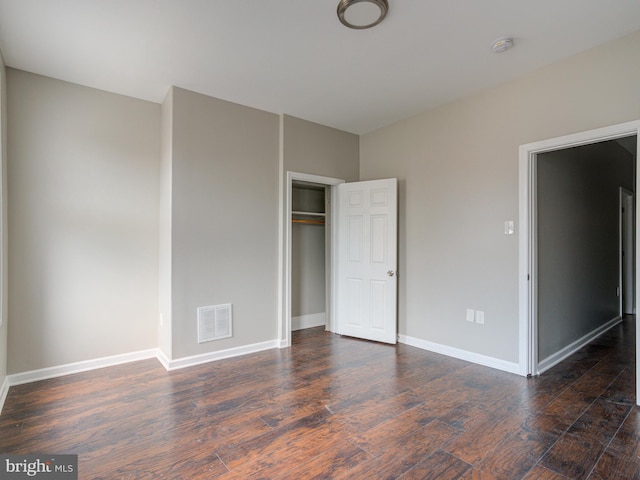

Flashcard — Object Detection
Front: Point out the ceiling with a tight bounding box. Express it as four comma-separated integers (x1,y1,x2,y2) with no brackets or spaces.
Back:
0,1,639,135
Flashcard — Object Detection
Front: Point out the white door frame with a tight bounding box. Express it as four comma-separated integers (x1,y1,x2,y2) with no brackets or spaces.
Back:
278,171,344,347
518,120,640,404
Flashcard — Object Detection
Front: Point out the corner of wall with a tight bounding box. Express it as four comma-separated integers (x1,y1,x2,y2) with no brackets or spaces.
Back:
167,88,280,360
158,87,174,361
0,49,8,412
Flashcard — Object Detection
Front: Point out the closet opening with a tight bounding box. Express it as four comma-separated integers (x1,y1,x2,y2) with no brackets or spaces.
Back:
291,181,329,332
280,172,344,348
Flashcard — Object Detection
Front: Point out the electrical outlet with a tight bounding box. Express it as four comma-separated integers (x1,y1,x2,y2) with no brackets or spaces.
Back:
504,221,515,235
475,311,485,325
466,309,475,323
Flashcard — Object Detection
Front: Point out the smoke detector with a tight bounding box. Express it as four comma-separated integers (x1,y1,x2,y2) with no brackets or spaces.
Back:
491,36,514,54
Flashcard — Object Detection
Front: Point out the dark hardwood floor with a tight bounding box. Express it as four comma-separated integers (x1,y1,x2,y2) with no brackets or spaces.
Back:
1,317,638,479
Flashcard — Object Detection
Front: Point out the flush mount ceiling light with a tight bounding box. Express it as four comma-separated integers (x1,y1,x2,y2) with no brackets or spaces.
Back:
491,36,515,54
337,0,388,29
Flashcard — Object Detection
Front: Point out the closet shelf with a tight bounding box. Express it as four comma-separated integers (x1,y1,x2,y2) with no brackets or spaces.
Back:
292,211,325,217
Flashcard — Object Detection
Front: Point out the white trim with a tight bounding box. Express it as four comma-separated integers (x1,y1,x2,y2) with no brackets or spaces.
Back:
398,334,521,375
538,316,622,374
277,115,286,348
1,339,282,401
280,171,344,349
329,184,340,334
518,120,640,388
518,146,535,376
292,313,326,331
0,376,9,414
636,131,640,407
156,348,171,371
163,340,278,371
6,349,159,387
288,172,345,186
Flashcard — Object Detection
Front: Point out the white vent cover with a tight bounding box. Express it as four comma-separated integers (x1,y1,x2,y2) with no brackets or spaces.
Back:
197,304,232,343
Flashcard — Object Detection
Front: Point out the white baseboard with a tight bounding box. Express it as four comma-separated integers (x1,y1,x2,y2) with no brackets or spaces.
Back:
4,340,282,380
6,349,160,388
0,376,9,415
292,313,326,331
162,340,279,371
398,334,521,375
0,339,282,410
537,316,622,374
156,348,171,371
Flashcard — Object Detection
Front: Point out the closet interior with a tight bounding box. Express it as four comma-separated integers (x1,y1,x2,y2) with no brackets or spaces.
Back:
291,181,328,331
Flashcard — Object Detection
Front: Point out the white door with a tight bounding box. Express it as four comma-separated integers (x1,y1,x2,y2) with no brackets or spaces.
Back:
337,178,397,344
622,191,635,314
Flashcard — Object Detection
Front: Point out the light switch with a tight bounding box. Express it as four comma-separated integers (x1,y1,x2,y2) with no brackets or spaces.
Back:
504,220,515,235
466,309,475,323
475,311,485,325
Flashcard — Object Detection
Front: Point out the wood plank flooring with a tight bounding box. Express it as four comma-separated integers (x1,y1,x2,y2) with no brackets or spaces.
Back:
1,316,638,479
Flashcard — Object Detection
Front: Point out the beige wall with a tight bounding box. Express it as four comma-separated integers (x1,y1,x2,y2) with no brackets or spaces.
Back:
7,70,160,373
291,222,326,317
169,87,279,359
0,53,7,388
360,31,640,363
4,30,637,376
282,115,359,182
4,81,355,371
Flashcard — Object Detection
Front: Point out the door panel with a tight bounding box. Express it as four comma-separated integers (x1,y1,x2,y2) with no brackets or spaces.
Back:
337,178,397,344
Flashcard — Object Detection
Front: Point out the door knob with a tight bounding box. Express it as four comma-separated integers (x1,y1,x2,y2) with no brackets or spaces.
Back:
387,270,395,277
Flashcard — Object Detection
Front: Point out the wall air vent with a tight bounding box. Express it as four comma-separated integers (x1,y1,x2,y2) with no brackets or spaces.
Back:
197,304,232,343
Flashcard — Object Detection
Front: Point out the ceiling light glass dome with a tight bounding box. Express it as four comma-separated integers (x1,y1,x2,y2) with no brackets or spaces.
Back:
337,0,388,29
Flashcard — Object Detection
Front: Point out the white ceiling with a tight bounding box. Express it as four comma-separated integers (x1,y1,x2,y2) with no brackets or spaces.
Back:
0,0,639,134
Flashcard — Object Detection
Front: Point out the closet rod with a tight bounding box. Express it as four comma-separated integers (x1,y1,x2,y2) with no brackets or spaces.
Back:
292,219,325,226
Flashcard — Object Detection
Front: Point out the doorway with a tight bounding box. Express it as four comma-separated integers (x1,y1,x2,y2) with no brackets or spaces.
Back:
279,172,399,348
279,172,343,348
290,181,329,332
519,120,640,405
